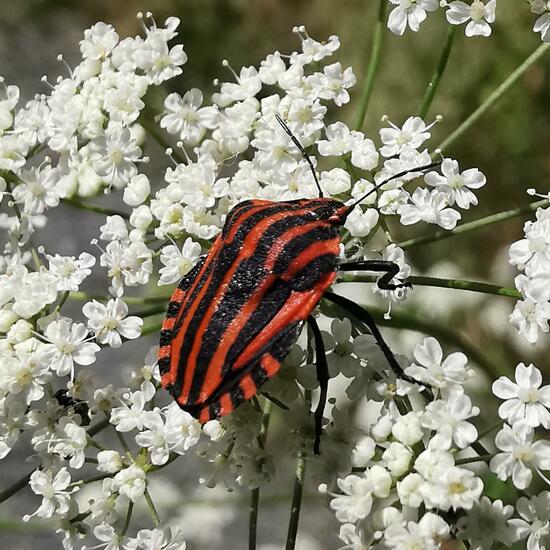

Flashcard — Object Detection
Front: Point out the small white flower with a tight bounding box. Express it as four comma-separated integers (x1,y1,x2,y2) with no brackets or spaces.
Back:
46,252,96,292
83,298,142,348
392,411,423,446
112,464,146,503
49,418,87,469
351,436,376,468
80,22,119,60
160,89,213,145
397,473,425,507
135,410,170,465
382,441,413,477
490,422,550,489
436,466,484,511
329,474,374,523
97,450,123,473
12,270,58,319
424,158,486,209
41,318,100,378
129,526,187,550
492,363,550,429
387,0,439,35
380,115,435,157
398,188,461,230
344,206,379,238
163,402,201,456
110,390,149,432
421,391,479,449
508,491,550,550
406,338,470,396
90,126,142,187
446,0,497,37
123,174,150,206
25,468,75,520
159,238,202,286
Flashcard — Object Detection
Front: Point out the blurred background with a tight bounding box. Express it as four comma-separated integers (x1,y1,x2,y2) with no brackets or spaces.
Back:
0,0,549,548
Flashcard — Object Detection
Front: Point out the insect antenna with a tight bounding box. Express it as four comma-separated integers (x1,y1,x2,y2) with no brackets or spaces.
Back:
275,114,324,198
338,159,443,219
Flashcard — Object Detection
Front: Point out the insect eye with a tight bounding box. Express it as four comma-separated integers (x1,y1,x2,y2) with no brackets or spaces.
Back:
328,215,341,224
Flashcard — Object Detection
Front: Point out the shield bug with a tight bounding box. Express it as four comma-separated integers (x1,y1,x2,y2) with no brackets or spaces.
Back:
158,115,438,452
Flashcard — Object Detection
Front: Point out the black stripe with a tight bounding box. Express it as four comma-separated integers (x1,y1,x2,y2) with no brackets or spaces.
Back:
272,224,339,275
165,301,181,318
251,365,268,388
159,330,172,347
221,200,257,239
209,401,220,420
178,255,207,290
158,356,170,374
287,253,338,291
231,386,245,408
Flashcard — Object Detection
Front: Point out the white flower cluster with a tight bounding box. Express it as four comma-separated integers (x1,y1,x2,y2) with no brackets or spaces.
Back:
509,203,550,343
387,0,550,42
388,0,496,37
325,338,550,549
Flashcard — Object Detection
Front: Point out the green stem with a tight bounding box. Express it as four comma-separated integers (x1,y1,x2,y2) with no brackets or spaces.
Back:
141,321,162,337
418,26,456,119
285,451,307,550
0,473,32,505
455,454,493,466
354,0,387,130
131,306,166,319
338,274,521,299
321,298,506,379
438,42,550,152
477,419,504,441
397,199,549,249
69,472,113,488
249,488,260,550
114,429,134,463
144,488,161,527
120,501,133,538
62,197,130,220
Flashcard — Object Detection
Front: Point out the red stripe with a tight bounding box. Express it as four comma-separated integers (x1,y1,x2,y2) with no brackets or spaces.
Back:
219,393,233,416
158,346,170,359
198,407,210,423
261,354,280,378
162,317,176,331
240,373,257,400
264,220,332,271
282,238,341,280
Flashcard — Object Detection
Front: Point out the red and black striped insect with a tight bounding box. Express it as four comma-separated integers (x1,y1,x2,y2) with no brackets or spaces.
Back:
158,115,438,453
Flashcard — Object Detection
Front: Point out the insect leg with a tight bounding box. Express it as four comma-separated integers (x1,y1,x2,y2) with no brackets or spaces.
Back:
307,315,329,455
338,260,412,291
323,291,419,386
275,114,323,198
